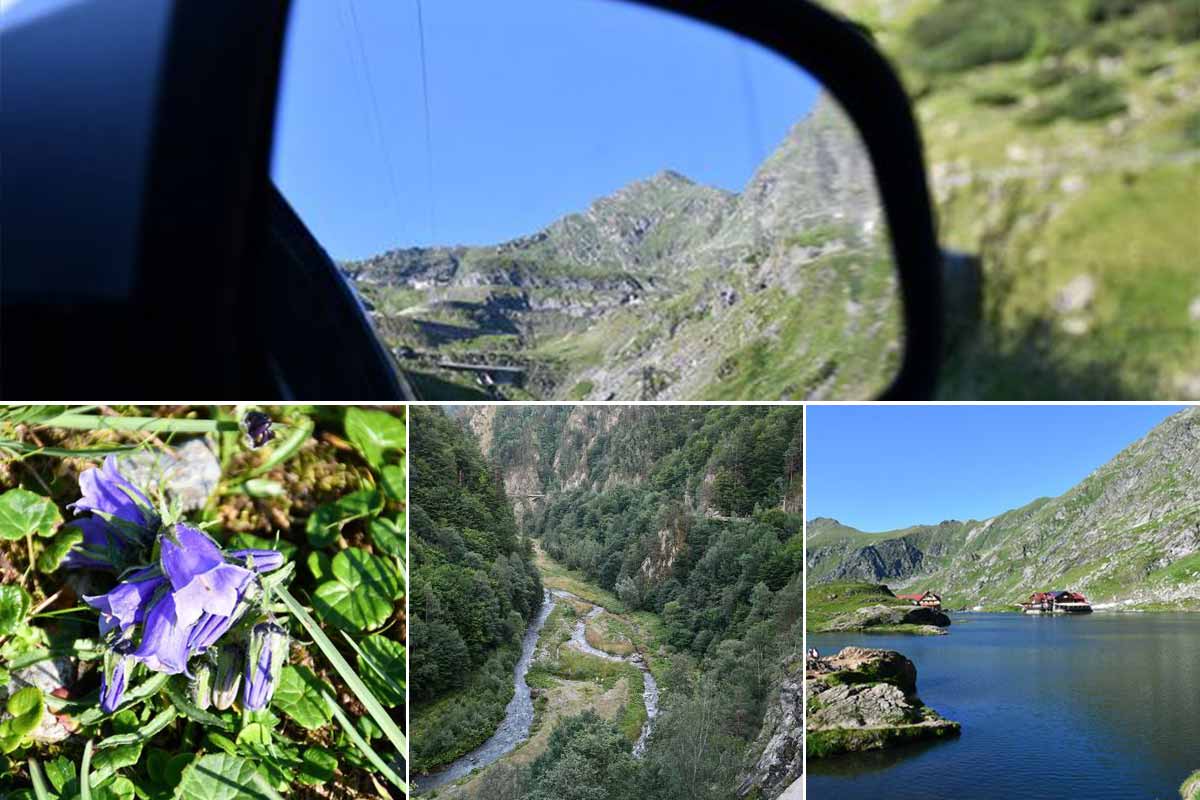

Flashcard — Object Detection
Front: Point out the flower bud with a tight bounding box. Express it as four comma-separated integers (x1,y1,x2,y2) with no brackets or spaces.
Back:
243,622,289,711
242,412,274,449
229,549,285,574
190,659,213,711
100,650,132,714
212,643,243,710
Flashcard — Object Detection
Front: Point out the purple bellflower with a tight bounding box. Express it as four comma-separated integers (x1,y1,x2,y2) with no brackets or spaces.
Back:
160,524,254,629
63,456,157,571
243,622,289,711
67,457,288,713
83,566,165,635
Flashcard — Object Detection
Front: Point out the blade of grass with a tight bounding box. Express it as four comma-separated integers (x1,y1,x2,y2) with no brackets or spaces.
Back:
323,688,405,794
0,440,145,457
38,414,238,434
275,586,408,756
28,757,51,800
80,739,94,800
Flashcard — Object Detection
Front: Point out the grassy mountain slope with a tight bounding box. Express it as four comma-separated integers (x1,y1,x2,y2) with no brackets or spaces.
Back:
807,406,1200,609
826,0,1200,397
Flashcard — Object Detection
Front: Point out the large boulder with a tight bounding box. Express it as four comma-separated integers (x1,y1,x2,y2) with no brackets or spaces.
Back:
806,647,959,759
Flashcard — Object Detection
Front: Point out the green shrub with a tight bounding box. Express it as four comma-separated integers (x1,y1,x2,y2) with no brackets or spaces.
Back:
1083,0,1147,23
1183,110,1200,145
909,2,1036,73
1020,74,1126,125
1029,63,1075,90
972,89,1023,107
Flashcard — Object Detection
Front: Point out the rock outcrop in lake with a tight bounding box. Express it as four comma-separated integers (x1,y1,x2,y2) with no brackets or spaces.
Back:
737,657,804,800
808,407,1200,609
806,647,960,758
822,603,951,634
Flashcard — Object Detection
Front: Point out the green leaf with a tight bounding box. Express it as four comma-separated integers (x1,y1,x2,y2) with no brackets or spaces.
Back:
306,551,331,581
0,584,32,637
235,723,271,747
0,688,43,754
45,754,76,794
93,776,134,800
224,533,297,562
91,742,142,776
0,489,62,540
174,754,282,800
311,550,401,631
343,408,406,469
273,666,333,730
37,528,83,573
203,732,237,756
297,749,337,786
380,464,406,503
368,517,405,559
304,490,382,548
354,635,406,707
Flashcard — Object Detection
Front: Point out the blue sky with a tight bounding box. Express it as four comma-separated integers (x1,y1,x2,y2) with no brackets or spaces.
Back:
271,0,820,259
806,405,1185,531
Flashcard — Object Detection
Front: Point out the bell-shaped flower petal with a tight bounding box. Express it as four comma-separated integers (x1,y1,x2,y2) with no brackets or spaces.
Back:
160,524,225,591
83,568,165,633
70,456,153,527
186,611,238,654
132,593,195,674
228,549,285,574
170,562,253,629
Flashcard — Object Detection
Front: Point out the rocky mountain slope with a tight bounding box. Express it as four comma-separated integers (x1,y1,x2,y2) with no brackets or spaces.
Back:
807,406,1200,608
458,405,804,530
347,95,901,401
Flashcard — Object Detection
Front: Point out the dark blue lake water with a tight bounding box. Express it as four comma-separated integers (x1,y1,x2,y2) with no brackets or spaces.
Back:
809,613,1200,800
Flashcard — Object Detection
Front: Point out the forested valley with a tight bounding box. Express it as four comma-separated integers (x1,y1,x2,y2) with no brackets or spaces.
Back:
411,405,806,800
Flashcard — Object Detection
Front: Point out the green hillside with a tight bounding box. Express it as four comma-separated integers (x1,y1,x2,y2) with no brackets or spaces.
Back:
826,0,1200,398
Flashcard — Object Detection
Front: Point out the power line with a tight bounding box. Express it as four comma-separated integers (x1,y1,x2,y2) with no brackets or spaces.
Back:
343,0,407,241
414,0,437,243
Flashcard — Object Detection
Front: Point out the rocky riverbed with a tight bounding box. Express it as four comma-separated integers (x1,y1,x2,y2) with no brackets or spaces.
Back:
806,646,960,759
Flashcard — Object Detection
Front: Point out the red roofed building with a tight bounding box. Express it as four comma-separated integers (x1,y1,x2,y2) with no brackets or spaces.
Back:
896,590,942,610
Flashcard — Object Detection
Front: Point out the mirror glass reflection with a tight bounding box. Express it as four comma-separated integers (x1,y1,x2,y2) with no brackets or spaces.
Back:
272,0,903,399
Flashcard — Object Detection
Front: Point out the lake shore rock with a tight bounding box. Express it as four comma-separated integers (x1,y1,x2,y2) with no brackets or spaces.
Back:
821,603,952,633
1182,769,1200,800
806,647,960,759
